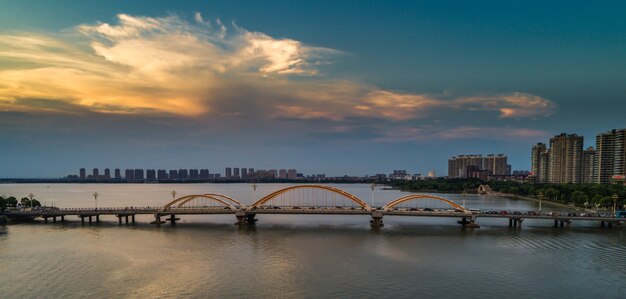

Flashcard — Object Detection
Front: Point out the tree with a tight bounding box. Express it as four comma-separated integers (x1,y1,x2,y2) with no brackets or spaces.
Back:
5,197,17,207
570,191,588,205
0,197,6,211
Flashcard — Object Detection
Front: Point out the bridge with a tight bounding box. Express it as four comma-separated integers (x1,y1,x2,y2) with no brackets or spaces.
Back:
3,185,623,229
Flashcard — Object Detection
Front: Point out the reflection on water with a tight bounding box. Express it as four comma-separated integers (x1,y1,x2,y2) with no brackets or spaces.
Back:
0,184,625,298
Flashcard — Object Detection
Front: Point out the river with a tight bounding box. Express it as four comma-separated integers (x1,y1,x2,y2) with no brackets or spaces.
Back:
1,183,625,298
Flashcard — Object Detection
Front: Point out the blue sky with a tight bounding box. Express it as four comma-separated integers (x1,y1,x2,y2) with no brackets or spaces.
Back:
1,0,625,177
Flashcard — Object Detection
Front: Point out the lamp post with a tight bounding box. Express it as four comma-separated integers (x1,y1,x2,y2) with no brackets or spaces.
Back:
93,192,98,210
370,183,376,208
461,191,467,208
612,194,619,216
538,192,544,214
171,190,177,199
28,193,34,208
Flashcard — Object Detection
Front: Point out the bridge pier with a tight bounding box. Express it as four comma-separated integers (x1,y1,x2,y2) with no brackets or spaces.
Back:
508,218,523,228
151,214,165,226
61,216,64,222
370,211,384,228
245,213,257,225
44,217,48,223
118,215,122,225
167,214,180,225
52,216,57,223
96,215,100,223
131,215,135,224
459,216,480,228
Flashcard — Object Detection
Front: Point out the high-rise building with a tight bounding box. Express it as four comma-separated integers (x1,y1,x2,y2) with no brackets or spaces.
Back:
169,169,178,180
134,169,145,181
79,168,86,180
548,133,583,184
225,167,232,178
157,169,168,180
287,169,297,180
241,168,248,179
92,168,99,179
448,154,508,178
178,169,188,179
595,128,626,184
146,169,156,181
233,168,240,178
279,169,287,179
114,168,121,180
125,169,134,181
582,147,596,184
104,168,111,180
189,169,199,180
531,143,550,183
199,169,209,179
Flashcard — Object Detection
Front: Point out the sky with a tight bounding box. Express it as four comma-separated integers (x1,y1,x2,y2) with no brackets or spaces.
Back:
1,0,625,178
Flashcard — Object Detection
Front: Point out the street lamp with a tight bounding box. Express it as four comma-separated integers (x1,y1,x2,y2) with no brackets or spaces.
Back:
171,190,177,199
28,193,34,208
370,183,376,208
612,194,619,216
461,191,467,208
93,192,99,210
538,192,544,214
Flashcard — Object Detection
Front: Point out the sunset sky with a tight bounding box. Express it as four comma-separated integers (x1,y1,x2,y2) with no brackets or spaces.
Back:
1,0,625,177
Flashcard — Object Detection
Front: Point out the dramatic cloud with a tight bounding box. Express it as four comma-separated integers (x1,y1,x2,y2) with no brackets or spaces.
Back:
0,13,556,142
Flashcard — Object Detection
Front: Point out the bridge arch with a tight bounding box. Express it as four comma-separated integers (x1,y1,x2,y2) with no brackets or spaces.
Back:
163,194,242,210
251,185,371,209
383,194,467,212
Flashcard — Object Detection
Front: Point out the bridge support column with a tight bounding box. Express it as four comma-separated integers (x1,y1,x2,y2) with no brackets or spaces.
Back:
80,216,85,225
118,216,122,225
131,215,135,224
459,216,480,228
370,211,384,228
151,214,165,226
509,218,513,227
608,222,613,228
554,220,558,227
53,216,57,223
125,215,129,224
96,215,100,223
245,213,257,225
44,217,48,223
168,214,180,225
61,216,64,222
235,210,245,225
88,216,92,224
559,221,564,227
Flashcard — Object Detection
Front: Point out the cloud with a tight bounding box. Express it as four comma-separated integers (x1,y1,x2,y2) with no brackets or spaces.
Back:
0,12,556,144
371,126,550,142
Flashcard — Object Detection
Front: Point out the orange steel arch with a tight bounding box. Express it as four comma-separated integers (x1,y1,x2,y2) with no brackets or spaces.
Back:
251,185,370,209
163,194,242,210
383,194,467,212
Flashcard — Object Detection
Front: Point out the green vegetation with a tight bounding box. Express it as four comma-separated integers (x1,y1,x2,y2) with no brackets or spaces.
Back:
390,179,626,209
0,195,40,211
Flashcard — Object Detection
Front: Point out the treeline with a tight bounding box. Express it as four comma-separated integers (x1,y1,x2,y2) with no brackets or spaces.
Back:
0,196,41,211
390,179,626,208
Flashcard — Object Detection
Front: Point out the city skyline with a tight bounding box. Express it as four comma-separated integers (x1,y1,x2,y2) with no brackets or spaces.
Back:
2,1,626,177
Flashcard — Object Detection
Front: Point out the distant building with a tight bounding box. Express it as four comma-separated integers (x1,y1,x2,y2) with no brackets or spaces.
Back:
114,168,121,180
233,168,240,179
104,168,111,180
169,169,178,180
287,169,297,180
241,168,248,179
92,168,99,179
595,128,626,184
199,169,209,179
134,169,144,181
146,169,156,181
448,154,508,178
125,169,134,181
178,169,188,179
531,143,550,183
279,169,287,179
157,169,168,180
79,168,86,180
582,147,596,183
189,169,199,180
225,167,232,178
548,133,583,184
427,170,436,178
